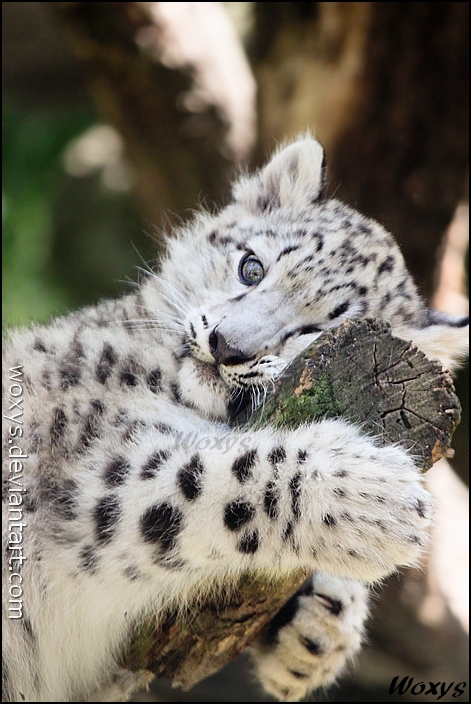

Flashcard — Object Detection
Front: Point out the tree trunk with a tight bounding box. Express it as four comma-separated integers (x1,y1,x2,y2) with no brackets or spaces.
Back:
47,2,256,224
253,2,469,299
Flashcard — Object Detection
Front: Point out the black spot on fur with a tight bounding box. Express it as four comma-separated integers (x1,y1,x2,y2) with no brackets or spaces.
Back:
147,368,162,393
41,369,52,390
60,360,81,389
276,246,300,262
282,521,294,541
289,472,302,520
377,255,395,276
268,446,286,469
297,449,308,464
21,617,35,642
154,423,175,435
104,456,131,488
54,479,79,520
224,499,256,531
328,302,349,320
141,450,170,480
113,409,128,426
374,517,387,531
313,232,324,252
120,359,142,386
141,502,182,552
323,513,337,527
50,408,67,448
299,635,324,655
208,230,217,244
232,450,257,483
287,155,299,179
299,324,322,335
122,419,147,443
229,292,248,303
333,470,348,478
415,499,427,518
76,400,104,453
238,529,260,554
358,223,372,236
257,195,270,212
33,339,47,353
40,479,78,521
72,340,85,358
22,490,37,514
80,545,99,573
96,343,117,384
263,481,279,519
178,454,205,500
171,383,182,402
333,487,347,498
94,494,121,543
408,534,423,545
123,565,142,581
340,511,354,522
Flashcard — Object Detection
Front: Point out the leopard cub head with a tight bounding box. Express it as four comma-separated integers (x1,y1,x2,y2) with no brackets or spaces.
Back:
143,136,468,420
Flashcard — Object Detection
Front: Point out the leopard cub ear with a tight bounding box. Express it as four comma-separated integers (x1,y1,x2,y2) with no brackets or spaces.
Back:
233,135,326,214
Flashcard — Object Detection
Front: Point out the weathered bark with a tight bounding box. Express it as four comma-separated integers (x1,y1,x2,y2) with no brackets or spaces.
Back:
121,320,461,691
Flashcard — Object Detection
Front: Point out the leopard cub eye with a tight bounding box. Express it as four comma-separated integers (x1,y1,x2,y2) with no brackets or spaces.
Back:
238,253,265,285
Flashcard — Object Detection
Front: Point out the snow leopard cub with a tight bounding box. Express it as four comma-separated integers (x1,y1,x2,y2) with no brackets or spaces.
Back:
2,136,468,703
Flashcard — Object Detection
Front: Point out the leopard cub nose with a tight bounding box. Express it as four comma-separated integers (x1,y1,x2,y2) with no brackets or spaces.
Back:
208,329,253,366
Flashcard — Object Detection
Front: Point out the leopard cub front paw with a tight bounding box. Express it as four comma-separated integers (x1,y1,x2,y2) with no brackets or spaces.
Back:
250,573,368,702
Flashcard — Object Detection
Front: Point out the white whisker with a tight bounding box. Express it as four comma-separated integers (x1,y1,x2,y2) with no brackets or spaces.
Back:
148,271,199,314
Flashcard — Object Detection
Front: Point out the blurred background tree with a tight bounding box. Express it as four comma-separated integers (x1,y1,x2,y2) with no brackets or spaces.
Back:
2,3,468,702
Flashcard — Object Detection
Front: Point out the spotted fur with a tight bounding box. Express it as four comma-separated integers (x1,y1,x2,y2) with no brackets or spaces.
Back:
2,136,468,702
